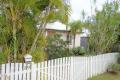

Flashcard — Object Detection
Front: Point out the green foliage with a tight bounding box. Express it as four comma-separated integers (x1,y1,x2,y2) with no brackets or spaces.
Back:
45,33,70,60
112,31,120,52
110,42,120,52
32,49,47,62
107,63,120,73
0,47,10,64
0,52,8,64
87,1,120,54
72,47,86,56
69,21,83,48
117,54,120,64
16,35,47,62
69,21,82,35
0,0,70,62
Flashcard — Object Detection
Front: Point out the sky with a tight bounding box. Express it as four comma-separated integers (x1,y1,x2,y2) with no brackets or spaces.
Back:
69,0,110,21
47,0,112,30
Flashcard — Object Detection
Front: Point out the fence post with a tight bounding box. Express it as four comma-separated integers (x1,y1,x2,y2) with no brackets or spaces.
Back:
70,57,74,80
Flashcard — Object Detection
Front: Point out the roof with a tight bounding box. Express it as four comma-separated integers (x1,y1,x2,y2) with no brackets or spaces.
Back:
46,21,70,31
37,21,90,37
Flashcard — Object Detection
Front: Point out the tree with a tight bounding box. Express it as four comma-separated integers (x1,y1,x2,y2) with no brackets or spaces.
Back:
69,21,82,48
0,0,70,62
87,1,120,54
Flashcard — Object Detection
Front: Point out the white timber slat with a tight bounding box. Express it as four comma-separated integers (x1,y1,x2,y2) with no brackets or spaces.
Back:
18,63,22,80
47,60,50,80
51,60,54,80
44,61,47,80
37,63,40,80
10,63,14,80
41,62,44,80
14,63,18,80
1,64,5,80
22,63,27,80
6,63,10,80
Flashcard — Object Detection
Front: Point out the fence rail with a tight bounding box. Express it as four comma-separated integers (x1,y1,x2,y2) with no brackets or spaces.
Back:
0,53,118,80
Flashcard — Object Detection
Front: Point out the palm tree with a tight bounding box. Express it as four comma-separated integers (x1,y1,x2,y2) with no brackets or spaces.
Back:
69,21,82,48
0,0,71,62
28,0,71,54
0,0,38,61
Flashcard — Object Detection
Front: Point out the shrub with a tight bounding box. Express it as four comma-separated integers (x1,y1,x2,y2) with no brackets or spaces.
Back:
45,33,70,60
0,52,8,64
107,63,120,74
72,47,86,56
0,47,10,64
110,42,120,52
32,50,47,62
117,54,120,64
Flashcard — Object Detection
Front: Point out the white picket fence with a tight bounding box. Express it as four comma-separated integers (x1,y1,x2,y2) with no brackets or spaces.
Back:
0,53,118,80
72,53,118,80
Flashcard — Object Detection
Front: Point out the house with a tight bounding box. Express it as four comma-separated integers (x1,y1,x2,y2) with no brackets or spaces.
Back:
45,21,89,48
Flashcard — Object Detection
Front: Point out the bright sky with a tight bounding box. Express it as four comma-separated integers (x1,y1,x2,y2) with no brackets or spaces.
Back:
69,0,110,21
47,0,113,30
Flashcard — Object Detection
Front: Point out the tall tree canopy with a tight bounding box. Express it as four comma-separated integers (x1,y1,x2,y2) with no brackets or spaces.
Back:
87,1,120,54
0,0,71,62
69,21,82,48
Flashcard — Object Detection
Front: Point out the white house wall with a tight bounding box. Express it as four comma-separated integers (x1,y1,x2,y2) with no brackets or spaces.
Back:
60,33,81,48
46,30,82,48
75,34,81,47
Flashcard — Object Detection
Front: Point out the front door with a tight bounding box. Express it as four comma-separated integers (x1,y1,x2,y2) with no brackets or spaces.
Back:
80,37,88,49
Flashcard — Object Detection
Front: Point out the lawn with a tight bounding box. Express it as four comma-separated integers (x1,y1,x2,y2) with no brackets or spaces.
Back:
88,72,120,80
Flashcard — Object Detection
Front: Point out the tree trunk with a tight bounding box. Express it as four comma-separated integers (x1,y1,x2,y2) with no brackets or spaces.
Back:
29,23,47,54
73,34,76,48
66,24,69,47
29,7,50,54
13,21,17,62
9,2,17,62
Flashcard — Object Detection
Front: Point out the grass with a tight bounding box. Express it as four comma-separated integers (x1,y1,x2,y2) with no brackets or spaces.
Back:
88,72,120,80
